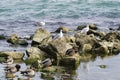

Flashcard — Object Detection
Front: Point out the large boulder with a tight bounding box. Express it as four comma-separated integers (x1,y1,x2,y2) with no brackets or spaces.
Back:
102,32,120,42
0,51,24,59
39,39,72,60
59,54,80,69
87,29,105,37
31,28,51,46
75,33,97,48
25,47,48,64
26,47,47,59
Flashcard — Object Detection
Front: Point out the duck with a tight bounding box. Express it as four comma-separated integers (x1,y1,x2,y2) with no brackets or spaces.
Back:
3,56,14,65
53,29,63,40
81,24,89,34
21,68,35,77
66,46,78,56
5,64,21,73
38,58,52,68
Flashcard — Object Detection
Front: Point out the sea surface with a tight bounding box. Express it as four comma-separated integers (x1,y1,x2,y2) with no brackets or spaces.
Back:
0,0,120,80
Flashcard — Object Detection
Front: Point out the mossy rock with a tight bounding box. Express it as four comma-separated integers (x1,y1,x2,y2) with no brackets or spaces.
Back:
0,51,24,59
77,25,86,30
59,54,80,70
89,23,98,30
98,64,107,69
24,57,40,65
41,66,57,72
0,34,6,40
7,34,19,44
41,72,55,80
18,39,28,46
31,28,51,46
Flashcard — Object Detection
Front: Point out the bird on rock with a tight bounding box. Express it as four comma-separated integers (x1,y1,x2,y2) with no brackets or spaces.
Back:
53,29,63,40
81,24,89,34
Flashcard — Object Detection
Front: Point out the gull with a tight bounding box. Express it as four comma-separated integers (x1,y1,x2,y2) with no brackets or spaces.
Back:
36,21,45,28
53,30,63,40
81,24,89,34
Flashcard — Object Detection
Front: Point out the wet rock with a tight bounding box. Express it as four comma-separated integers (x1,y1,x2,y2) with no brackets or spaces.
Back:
0,34,6,40
18,39,28,46
89,23,98,30
41,72,55,80
26,47,47,59
102,32,120,42
112,42,120,54
0,51,24,59
117,25,120,30
31,28,51,46
60,54,80,69
55,26,71,33
92,45,109,55
75,33,97,48
39,39,72,60
77,25,86,30
7,34,19,44
41,66,57,72
82,44,92,54
64,35,76,43
87,29,105,37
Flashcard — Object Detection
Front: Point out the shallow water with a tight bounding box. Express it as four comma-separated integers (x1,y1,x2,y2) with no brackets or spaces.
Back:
0,0,120,80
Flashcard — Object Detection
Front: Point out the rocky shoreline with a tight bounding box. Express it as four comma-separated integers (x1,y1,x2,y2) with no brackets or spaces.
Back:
0,23,120,79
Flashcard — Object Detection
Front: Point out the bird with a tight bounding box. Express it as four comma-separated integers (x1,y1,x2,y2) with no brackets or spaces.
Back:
5,64,21,73
3,56,14,65
66,46,78,56
81,24,89,34
36,21,45,28
21,68,35,77
38,58,52,68
53,29,63,40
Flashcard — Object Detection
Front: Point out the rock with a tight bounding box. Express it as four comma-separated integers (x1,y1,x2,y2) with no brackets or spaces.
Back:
112,42,120,54
117,25,120,30
30,60,42,69
89,23,98,30
55,26,71,33
41,72,55,80
64,35,76,43
87,29,105,37
18,39,28,46
26,47,47,59
75,33,97,48
0,51,24,59
77,25,86,30
82,44,92,54
59,54,80,69
41,66,57,72
0,34,6,40
31,28,51,46
102,32,120,42
39,39,72,61
92,45,109,55
7,34,19,44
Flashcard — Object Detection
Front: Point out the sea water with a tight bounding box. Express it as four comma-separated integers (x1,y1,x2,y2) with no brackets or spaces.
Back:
0,0,120,80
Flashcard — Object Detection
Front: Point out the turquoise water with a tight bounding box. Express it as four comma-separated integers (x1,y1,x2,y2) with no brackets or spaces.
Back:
0,0,120,36
0,0,120,80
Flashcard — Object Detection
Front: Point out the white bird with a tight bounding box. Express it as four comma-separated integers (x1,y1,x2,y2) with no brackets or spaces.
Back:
36,21,45,28
53,30,63,40
81,24,89,34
